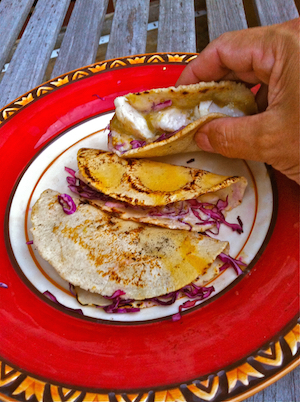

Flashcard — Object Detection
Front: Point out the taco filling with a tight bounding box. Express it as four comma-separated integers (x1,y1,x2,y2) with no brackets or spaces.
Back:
108,81,257,158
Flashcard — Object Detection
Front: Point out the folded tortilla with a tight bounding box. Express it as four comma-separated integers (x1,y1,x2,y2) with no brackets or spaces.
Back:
76,148,247,233
30,189,229,300
108,81,257,158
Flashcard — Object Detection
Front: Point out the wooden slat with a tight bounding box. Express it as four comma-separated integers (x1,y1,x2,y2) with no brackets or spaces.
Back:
206,0,248,41
243,366,300,402
253,0,299,26
0,0,71,109
0,0,35,72
157,0,196,53
51,0,109,79
105,0,150,60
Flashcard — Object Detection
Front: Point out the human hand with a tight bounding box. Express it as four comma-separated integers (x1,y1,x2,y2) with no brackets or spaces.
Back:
176,18,300,184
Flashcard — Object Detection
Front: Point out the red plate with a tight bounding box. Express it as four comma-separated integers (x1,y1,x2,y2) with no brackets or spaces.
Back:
0,54,299,402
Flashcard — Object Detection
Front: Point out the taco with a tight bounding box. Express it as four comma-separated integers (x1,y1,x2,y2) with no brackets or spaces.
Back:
30,189,230,305
72,148,247,234
108,81,257,158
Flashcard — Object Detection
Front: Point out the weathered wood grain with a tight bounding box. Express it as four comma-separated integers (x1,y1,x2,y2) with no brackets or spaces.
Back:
253,0,299,25
0,0,70,109
51,0,109,79
244,365,300,402
157,0,196,53
0,0,35,72
105,0,150,59
206,0,248,41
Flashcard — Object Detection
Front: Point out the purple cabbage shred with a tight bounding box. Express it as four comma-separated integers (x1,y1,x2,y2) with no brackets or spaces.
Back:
94,284,215,317
43,290,83,315
130,139,147,149
99,290,140,314
58,193,77,215
65,167,111,201
149,196,243,234
218,252,247,276
151,99,172,111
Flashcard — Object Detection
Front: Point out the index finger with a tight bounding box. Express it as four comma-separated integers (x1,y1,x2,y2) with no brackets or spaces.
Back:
176,26,273,86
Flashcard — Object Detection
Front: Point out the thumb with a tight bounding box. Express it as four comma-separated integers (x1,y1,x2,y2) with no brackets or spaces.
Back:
194,113,270,161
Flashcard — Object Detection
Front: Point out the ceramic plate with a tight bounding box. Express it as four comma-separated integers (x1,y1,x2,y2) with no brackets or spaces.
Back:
0,53,299,402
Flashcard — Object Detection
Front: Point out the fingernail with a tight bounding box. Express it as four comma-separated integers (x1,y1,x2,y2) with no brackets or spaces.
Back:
195,132,215,153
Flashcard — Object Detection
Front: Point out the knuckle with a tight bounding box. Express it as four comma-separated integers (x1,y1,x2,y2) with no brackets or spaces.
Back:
216,32,232,45
210,123,234,156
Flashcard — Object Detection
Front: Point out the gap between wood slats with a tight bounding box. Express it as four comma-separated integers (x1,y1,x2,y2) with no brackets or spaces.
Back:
1,4,208,81
0,0,71,109
2,0,299,90
51,0,109,78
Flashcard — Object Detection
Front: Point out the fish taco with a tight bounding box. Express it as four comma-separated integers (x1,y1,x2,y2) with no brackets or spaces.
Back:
30,189,243,317
108,81,257,158
72,148,247,234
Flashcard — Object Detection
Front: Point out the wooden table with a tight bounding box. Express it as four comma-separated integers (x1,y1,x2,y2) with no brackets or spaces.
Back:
0,1,299,401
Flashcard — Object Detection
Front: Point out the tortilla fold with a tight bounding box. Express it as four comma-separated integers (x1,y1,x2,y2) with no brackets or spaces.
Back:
76,149,247,233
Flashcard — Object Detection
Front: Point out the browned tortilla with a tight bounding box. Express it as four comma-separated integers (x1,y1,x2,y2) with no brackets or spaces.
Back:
77,148,247,207
30,189,229,300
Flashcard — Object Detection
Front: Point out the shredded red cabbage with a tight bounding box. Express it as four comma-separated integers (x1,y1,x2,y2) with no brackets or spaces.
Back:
172,286,215,321
69,283,76,297
0,282,8,288
65,167,111,201
154,132,175,142
58,193,77,215
151,284,214,307
195,198,243,234
65,167,76,177
99,290,140,314
130,139,147,149
154,125,186,143
109,137,131,154
218,252,246,276
172,299,200,321
89,283,215,317
151,99,172,111
43,290,83,315
26,240,33,245
107,131,113,152
149,196,243,234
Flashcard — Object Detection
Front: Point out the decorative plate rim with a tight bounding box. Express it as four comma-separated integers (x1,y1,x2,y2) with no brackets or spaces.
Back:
0,318,299,402
0,52,198,125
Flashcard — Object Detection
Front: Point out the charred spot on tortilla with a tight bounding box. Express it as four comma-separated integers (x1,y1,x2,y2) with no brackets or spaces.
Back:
107,81,257,158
